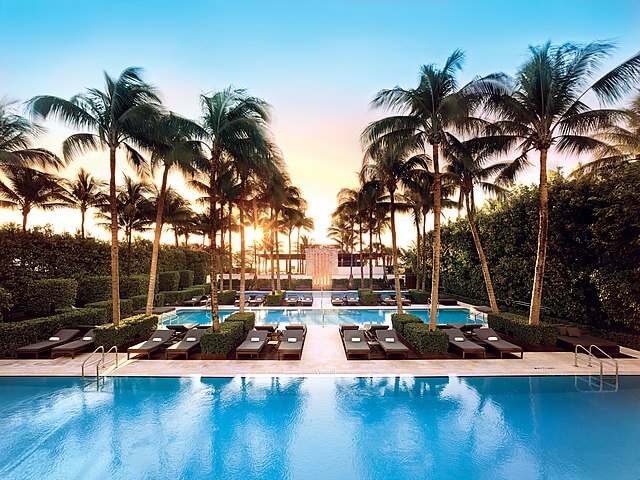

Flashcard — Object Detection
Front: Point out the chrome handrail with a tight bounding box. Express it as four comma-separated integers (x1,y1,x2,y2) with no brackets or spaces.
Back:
96,346,119,380
574,344,619,387
82,346,105,378
589,345,619,383
574,344,593,367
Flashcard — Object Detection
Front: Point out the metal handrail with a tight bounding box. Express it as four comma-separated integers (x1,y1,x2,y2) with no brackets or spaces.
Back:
96,346,119,380
589,345,619,381
82,346,104,378
574,344,593,367
574,344,619,387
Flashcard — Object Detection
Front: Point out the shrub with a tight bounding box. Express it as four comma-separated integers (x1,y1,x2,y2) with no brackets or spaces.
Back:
408,290,430,304
0,308,105,358
404,324,449,355
154,292,165,307
0,286,13,313
265,291,285,306
488,312,557,346
226,312,256,333
290,278,312,290
332,278,351,289
85,299,134,321
158,271,180,292
77,276,111,305
191,263,207,285
94,314,158,349
193,283,212,294
358,288,378,306
161,287,206,306
200,321,244,355
119,275,149,299
24,278,78,317
218,290,236,305
178,270,194,289
130,294,148,311
391,313,423,337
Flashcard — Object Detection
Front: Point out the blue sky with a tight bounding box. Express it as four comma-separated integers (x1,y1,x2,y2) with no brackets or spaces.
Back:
1,0,639,243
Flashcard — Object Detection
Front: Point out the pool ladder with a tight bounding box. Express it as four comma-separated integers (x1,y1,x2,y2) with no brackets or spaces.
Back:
574,344,619,392
82,346,119,388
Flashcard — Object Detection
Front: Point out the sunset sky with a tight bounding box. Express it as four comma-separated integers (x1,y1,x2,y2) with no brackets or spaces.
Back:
1,0,639,246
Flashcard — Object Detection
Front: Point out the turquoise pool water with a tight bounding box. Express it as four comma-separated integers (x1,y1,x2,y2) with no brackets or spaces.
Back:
0,376,638,480
165,307,475,326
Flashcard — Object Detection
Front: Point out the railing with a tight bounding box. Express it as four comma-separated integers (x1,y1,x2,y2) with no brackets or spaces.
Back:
82,346,104,378
82,345,119,381
574,344,619,390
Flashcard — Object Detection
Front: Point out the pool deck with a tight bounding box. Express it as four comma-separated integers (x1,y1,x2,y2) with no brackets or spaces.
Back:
1,325,638,378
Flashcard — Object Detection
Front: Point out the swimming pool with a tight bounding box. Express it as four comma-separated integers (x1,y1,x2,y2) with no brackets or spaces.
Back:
164,307,476,326
0,375,638,480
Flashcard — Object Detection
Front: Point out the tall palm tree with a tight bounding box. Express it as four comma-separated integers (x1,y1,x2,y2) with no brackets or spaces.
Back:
29,67,161,325
62,168,107,238
0,165,67,232
360,181,386,289
294,212,314,274
362,50,491,328
486,42,640,324
334,188,360,288
154,187,194,247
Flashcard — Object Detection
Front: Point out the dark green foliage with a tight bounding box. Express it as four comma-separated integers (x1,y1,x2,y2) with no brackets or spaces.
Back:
488,312,557,346
358,288,378,305
391,313,423,336
0,308,105,358
161,287,206,306
332,278,351,289
218,290,236,305
200,321,244,355
77,276,111,305
407,290,430,304
130,294,148,311
154,292,165,307
226,312,256,333
193,283,212,294
265,291,285,306
158,271,180,292
24,278,78,316
191,263,207,285
94,314,158,349
178,270,194,289
290,278,312,290
85,299,134,320
403,324,449,355
119,275,149,299
0,287,13,320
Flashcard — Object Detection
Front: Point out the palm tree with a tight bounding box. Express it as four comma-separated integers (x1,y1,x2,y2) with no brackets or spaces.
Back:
332,192,358,287
293,212,314,274
154,187,194,246
62,168,107,238
362,50,490,328
0,165,67,232
485,42,640,324
29,67,161,325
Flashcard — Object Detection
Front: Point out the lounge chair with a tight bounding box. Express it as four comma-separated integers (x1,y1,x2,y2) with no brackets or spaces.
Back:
331,294,346,306
285,324,307,335
299,293,313,306
165,322,198,333
183,295,207,307
446,328,486,359
364,323,389,340
475,327,523,359
277,329,305,360
165,328,205,359
127,329,174,359
284,295,299,306
339,324,359,336
249,294,265,306
235,330,269,359
343,329,371,359
555,326,619,355
400,295,411,306
381,295,395,306
439,298,459,306
51,330,96,359
375,329,410,359
346,292,360,306
16,329,80,359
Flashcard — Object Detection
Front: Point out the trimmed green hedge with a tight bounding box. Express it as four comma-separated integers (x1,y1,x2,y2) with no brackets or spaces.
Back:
194,283,212,294
290,278,312,290
178,270,194,289
404,324,449,355
201,320,245,355
191,263,207,285
24,278,78,317
358,288,378,306
158,271,180,292
0,308,105,358
391,313,423,337
130,294,148,311
119,275,149,299
408,290,430,304
225,312,256,333
85,299,134,320
218,290,236,305
162,287,206,306
94,314,158,349
488,312,557,346
77,276,111,305
266,291,285,306
154,292,165,307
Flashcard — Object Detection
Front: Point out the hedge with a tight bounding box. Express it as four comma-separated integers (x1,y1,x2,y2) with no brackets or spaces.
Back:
218,290,236,305
119,275,149,299
194,283,212,294
24,278,78,317
407,290,430,304
391,313,423,337
154,292,165,307
358,288,378,306
404,323,449,355
488,312,557,346
265,291,285,306
85,299,134,321
94,314,158,349
225,312,256,333
158,271,180,292
178,270,194,289
162,287,206,306
130,294,148,311
191,263,207,285
0,308,105,358
290,278,312,290
77,276,111,305
200,320,245,355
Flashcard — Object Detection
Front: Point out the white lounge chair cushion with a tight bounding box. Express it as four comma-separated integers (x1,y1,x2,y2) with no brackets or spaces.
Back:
250,337,260,342
351,337,361,343
186,337,197,342
287,337,298,343
488,336,499,341
49,336,60,341
190,296,198,301
152,337,163,342
82,336,93,341
454,336,464,342
385,337,395,343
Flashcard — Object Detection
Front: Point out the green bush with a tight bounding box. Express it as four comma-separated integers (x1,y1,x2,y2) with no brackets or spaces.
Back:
161,287,206,306
178,270,194,289
408,290,430,304
85,299,134,321
488,312,557,346
0,308,105,358
358,288,378,306
193,283,212,294
0,286,13,320
158,271,180,292
225,312,256,333
265,291,285,306
200,320,244,355
290,278,312,290
94,314,158,349
332,278,351,289
404,324,449,355
119,275,149,299
218,290,236,305
191,263,207,285
24,278,78,317
130,294,148,311
77,276,111,305
391,313,423,337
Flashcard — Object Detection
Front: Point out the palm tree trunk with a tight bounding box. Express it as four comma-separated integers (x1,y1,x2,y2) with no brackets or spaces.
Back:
269,209,275,291
239,196,246,313
349,227,354,289
209,153,220,332
21,206,29,233
80,206,86,239
465,193,499,313
219,203,225,292
145,165,169,315
296,228,301,274
421,212,428,291
108,147,121,326
227,207,233,291
127,229,132,277
379,231,387,284
368,218,374,289
389,192,403,314
429,143,441,331
359,221,364,288
275,212,281,291
287,230,293,290
529,148,549,325
414,212,421,290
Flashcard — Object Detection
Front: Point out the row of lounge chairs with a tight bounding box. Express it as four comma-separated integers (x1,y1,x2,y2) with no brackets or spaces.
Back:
340,324,410,359
236,324,307,359
16,329,96,359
